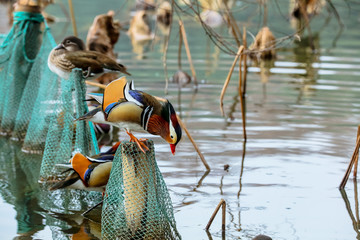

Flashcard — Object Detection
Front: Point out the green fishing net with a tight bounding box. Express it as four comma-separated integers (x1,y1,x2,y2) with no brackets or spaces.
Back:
0,11,180,239
39,69,98,179
0,11,43,136
38,69,101,215
12,22,57,146
0,11,98,154
102,140,181,240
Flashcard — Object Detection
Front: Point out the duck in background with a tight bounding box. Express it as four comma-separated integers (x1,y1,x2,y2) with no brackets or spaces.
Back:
48,36,130,80
86,10,123,85
249,26,276,60
127,10,153,58
77,77,182,155
172,70,192,88
156,1,172,35
290,0,325,21
135,0,156,11
86,10,121,59
86,104,114,134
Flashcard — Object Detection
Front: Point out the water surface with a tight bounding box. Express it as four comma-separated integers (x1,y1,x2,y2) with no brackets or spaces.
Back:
0,1,360,239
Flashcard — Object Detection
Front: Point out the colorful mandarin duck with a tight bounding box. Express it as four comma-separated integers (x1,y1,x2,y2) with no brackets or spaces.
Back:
82,105,113,135
48,36,130,80
78,77,182,154
49,142,120,192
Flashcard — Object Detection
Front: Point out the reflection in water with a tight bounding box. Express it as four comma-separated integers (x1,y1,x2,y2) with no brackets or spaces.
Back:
250,59,275,106
0,138,44,239
0,0,359,239
193,170,210,191
130,37,152,59
340,180,360,239
13,155,44,239
238,141,247,199
205,37,221,77
292,33,320,104
0,137,102,239
51,212,102,239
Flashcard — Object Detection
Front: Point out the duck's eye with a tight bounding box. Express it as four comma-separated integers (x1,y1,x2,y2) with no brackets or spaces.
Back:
170,135,174,139
66,40,71,44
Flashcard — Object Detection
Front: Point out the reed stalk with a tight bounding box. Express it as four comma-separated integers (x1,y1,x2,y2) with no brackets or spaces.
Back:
205,199,226,232
68,0,78,37
162,1,174,95
177,116,210,171
85,80,106,89
179,20,198,86
339,128,360,189
353,125,360,177
238,27,247,140
220,45,244,116
178,25,183,70
242,27,248,98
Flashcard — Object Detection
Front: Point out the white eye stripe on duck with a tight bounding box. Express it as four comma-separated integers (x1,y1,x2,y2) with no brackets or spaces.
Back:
168,104,176,138
130,80,135,90
142,105,153,130
124,82,143,107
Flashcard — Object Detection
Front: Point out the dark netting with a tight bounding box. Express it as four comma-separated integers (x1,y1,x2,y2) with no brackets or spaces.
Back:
38,69,101,215
0,10,181,240
0,11,44,135
102,140,181,240
32,69,100,222
39,69,99,180
12,25,57,144
0,11,98,154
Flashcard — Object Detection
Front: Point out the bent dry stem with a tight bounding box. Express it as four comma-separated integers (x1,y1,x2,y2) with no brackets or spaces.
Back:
220,45,244,116
205,198,226,233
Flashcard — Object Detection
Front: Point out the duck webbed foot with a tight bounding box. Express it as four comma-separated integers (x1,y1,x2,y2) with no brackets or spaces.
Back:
126,130,149,153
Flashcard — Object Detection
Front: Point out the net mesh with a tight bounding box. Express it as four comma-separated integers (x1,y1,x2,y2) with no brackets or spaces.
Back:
38,69,101,214
102,140,181,240
0,11,98,154
0,11,44,135
12,26,57,145
0,11,180,239
39,69,98,180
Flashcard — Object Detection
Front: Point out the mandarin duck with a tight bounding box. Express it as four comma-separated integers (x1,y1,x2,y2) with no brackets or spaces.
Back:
83,105,113,135
128,10,153,42
156,1,172,35
49,142,120,192
156,1,172,27
77,77,182,154
86,10,121,59
48,36,130,80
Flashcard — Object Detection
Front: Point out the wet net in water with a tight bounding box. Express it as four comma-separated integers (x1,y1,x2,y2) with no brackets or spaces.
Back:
102,140,181,240
0,11,98,154
38,69,101,214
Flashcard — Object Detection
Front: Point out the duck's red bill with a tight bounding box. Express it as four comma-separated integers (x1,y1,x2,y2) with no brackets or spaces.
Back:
170,144,176,155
